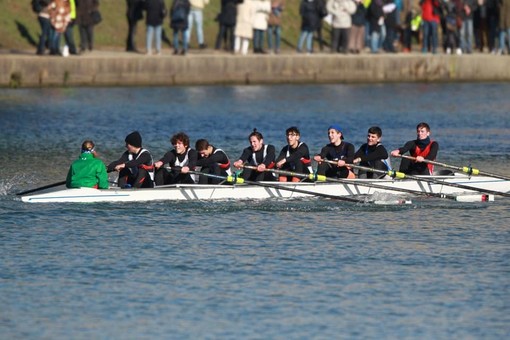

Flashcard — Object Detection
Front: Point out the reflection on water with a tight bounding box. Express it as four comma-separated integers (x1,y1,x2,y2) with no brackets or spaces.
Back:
1,83,510,338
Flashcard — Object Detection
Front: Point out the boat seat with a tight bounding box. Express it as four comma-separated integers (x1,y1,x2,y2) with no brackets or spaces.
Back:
432,169,454,176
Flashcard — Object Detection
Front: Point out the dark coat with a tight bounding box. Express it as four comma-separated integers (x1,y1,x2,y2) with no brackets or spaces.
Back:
368,0,384,33
300,0,325,31
145,0,166,26
127,0,144,21
219,0,238,27
170,0,191,30
76,0,99,26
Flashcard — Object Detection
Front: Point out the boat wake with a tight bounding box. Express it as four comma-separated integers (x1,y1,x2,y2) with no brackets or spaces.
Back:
0,174,37,196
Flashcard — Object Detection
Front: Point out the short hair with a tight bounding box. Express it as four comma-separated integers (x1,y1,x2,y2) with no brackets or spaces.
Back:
286,126,300,135
249,128,263,141
367,126,382,137
170,132,190,147
416,122,430,131
195,139,209,151
81,140,95,152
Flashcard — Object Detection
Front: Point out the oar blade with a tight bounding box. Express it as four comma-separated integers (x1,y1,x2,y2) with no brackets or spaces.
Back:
454,194,494,202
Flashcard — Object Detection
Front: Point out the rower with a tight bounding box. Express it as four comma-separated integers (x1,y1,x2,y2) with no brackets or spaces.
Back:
107,131,154,188
195,138,232,184
154,132,198,185
390,122,439,175
233,129,277,182
313,124,355,179
275,126,312,182
66,140,109,189
352,126,392,179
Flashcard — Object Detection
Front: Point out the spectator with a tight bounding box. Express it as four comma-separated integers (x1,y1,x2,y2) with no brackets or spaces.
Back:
252,0,271,53
170,0,191,55
215,0,238,51
459,0,476,53
49,0,71,55
499,0,510,54
383,0,398,53
186,0,210,49
267,0,285,54
34,0,52,55
326,0,356,53
144,0,167,55
234,0,255,55
348,0,367,53
126,0,145,52
420,0,441,53
76,0,100,53
63,0,78,55
368,0,385,53
297,0,326,53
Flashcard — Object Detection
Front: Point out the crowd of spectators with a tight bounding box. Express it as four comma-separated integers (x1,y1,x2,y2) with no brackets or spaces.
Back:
33,0,510,56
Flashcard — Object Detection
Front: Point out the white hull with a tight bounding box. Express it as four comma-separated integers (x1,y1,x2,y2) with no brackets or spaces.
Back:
20,173,510,203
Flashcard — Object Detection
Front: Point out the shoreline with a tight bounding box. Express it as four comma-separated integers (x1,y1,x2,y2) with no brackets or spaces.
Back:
1,49,509,88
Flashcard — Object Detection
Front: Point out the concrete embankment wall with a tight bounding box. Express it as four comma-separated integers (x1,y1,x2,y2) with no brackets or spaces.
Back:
1,53,509,87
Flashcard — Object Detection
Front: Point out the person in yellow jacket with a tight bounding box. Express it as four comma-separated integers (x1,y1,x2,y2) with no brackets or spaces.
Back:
66,140,109,189
63,0,78,55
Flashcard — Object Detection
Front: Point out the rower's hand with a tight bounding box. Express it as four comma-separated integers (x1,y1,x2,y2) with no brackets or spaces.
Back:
276,159,286,168
313,155,323,163
415,156,425,162
390,150,400,157
154,161,163,169
181,166,190,174
257,164,266,172
233,160,244,169
353,157,361,164
115,163,125,171
337,160,346,167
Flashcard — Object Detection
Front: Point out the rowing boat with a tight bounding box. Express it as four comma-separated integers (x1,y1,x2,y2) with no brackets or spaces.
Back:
19,172,509,203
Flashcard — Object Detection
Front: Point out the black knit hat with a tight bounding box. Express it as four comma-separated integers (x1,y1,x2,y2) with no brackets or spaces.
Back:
125,131,142,148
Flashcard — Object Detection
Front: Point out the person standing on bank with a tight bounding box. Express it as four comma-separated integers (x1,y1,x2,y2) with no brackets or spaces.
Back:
154,132,198,185
76,0,100,53
34,0,52,55
145,0,167,55
186,0,210,49
313,124,355,179
326,0,356,54
170,0,191,55
66,140,109,189
214,0,238,51
126,0,145,52
352,126,391,179
107,131,155,188
390,122,439,175
233,129,277,181
63,0,78,55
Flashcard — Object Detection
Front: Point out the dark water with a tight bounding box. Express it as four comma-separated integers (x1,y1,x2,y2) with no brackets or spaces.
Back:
1,84,510,338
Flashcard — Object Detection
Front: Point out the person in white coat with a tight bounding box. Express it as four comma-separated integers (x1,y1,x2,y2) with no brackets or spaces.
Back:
252,0,271,53
326,0,356,53
234,0,254,54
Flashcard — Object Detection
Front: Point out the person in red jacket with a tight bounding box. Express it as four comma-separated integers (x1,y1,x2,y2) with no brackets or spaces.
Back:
420,0,441,53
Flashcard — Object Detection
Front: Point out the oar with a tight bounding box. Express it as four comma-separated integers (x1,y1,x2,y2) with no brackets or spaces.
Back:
16,180,67,196
187,170,402,204
396,154,510,181
335,161,510,199
246,165,474,202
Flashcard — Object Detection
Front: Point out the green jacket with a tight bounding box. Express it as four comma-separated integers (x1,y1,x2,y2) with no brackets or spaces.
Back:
66,152,109,189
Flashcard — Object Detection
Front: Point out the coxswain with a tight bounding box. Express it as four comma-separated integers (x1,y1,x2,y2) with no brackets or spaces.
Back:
66,140,109,189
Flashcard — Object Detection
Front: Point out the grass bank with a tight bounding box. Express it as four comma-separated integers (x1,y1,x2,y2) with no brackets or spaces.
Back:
0,0,310,52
